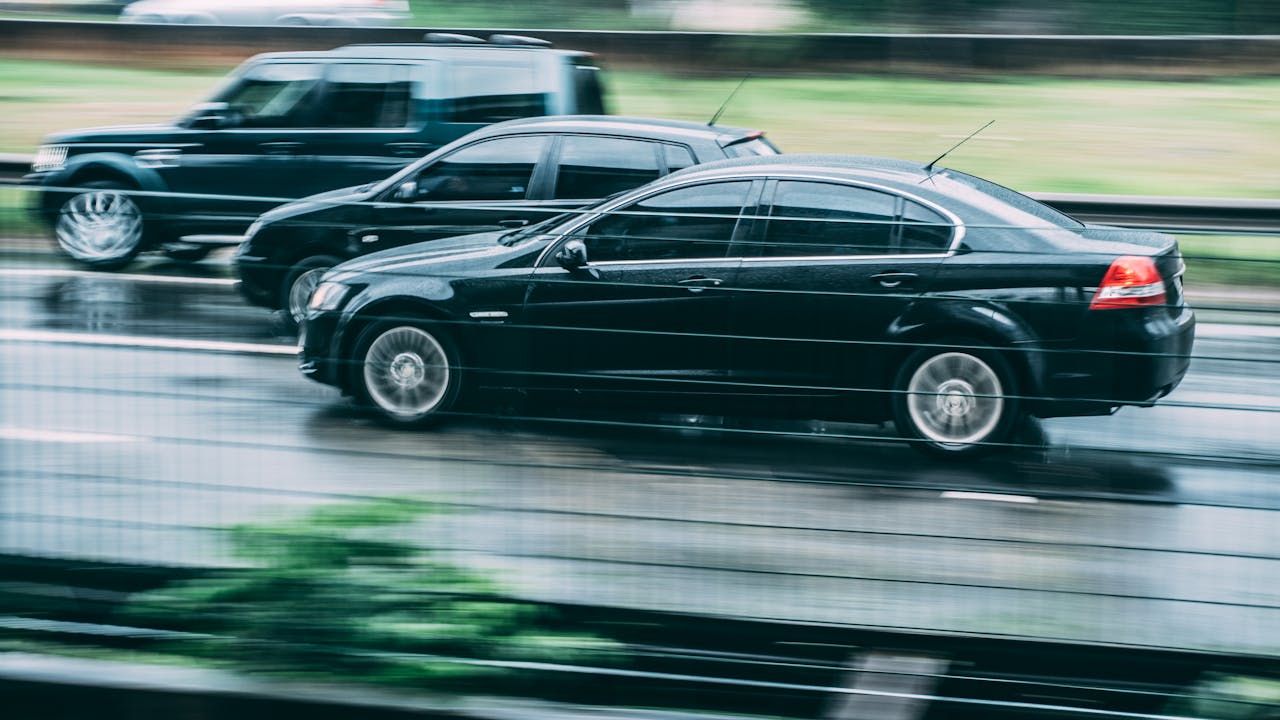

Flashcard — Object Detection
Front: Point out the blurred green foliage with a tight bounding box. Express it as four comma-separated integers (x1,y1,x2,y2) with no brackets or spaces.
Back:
121,499,620,692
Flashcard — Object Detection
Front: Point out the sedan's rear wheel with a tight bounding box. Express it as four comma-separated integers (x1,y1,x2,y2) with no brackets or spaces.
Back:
54,181,147,270
893,342,1020,459
353,321,461,428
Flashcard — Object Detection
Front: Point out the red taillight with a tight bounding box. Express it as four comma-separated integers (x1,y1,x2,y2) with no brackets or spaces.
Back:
1090,255,1166,310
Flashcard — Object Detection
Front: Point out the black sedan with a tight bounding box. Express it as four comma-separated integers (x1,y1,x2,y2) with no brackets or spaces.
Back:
236,115,779,326
298,155,1195,457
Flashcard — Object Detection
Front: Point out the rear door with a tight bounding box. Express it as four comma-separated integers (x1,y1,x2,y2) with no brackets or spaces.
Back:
727,179,955,413
305,61,440,193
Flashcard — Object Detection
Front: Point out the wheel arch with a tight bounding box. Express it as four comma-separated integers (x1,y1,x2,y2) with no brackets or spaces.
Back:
336,298,462,393
886,298,1047,404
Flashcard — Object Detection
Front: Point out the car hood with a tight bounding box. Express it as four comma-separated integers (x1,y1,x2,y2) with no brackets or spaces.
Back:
44,124,189,145
328,231,521,282
256,185,377,226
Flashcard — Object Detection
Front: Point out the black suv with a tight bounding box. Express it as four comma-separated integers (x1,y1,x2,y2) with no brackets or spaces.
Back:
26,33,607,269
236,115,779,325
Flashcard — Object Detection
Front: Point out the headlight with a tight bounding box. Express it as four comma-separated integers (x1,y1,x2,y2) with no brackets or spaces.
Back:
32,145,68,173
308,281,351,312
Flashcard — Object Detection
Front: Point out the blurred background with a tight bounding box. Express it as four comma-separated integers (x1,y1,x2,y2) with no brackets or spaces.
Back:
1,2,1278,719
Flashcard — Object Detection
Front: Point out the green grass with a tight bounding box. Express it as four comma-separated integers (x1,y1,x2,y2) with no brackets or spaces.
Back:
2,58,1279,198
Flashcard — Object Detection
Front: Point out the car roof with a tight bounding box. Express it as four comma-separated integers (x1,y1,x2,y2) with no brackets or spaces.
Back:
473,115,765,144
332,43,593,60
654,153,960,193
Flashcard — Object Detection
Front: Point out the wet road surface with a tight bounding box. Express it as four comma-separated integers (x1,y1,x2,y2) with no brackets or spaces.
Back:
1,259,1277,656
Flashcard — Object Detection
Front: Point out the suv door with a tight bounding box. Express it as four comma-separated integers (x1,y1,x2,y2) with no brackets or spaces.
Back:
354,134,558,252
727,179,955,415
519,180,758,405
306,62,438,192
173,61,325,228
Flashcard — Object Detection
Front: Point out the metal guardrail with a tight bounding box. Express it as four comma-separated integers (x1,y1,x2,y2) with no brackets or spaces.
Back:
5,155,1278,233
4,19,1280,76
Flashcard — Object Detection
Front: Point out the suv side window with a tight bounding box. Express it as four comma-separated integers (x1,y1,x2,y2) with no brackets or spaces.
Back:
415,135,548,202
449,64,547,123
763,181,898,257
318,64,413,129
553,136,663,200
219,63,323,129
582,181,751,263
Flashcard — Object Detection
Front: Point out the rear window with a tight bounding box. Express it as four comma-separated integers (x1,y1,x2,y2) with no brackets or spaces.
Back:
940,169,1083,229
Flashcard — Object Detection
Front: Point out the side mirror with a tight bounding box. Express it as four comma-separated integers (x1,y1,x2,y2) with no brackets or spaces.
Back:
187,102,236,130
394,180,419,202
555,239,589,270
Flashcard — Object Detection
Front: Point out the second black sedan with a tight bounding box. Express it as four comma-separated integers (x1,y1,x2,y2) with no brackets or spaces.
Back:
236,115,778,325
298,154,1195,458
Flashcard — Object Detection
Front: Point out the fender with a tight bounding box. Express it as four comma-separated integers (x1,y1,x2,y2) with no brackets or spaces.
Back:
39,153,174,219
887,295,1049,399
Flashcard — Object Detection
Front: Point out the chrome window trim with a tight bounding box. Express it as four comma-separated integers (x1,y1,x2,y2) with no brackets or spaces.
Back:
533,169,968,268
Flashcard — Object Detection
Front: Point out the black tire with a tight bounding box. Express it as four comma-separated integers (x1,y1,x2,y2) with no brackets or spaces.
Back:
53,180,149,271
351,320,463,428
892,339,1022,459
280,255,343,331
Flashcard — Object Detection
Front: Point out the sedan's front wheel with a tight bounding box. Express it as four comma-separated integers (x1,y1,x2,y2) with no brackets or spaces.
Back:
353,321,462,428
892,341,1021,459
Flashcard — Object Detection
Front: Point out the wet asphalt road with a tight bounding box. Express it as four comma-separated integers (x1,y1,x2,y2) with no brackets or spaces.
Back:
1,254,1278,656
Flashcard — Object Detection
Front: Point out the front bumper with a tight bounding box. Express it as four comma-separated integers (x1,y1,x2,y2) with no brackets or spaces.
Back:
298,310,346,390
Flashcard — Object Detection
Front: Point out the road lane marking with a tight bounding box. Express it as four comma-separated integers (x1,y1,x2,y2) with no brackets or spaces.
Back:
0,427,143,443
0,329,297,356
0,268,236,286
940,491,1038,504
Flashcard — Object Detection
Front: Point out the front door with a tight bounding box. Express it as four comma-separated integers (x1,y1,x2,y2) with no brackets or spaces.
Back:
519,180,758,409
355,134,557,253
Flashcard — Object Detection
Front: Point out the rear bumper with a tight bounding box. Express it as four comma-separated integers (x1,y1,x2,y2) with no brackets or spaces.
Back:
1033,304,1195,418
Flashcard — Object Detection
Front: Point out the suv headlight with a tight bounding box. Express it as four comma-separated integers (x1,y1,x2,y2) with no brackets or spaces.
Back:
32,145,69,173
308,281,351,312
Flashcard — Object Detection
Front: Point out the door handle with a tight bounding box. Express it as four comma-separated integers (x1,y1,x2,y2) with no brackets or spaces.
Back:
678,276,723,293
385,142,432,157
869,271,918,288
259,141,303,155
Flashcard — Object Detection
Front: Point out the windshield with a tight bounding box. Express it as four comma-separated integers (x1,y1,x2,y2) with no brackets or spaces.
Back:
499,193,623,245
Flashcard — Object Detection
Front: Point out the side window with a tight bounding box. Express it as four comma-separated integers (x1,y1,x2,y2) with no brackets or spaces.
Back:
899,200,954,253
582,181,751,263
218,63,322,129
553,136,662,200
763,181,897,257
318,64,412,129
416,136,547,202
449,64,548,123
572,64,606,115
663,144,697,173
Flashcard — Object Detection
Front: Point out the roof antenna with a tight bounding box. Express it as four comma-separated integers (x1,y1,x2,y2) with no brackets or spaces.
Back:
919,119,994,183
708,74,752,127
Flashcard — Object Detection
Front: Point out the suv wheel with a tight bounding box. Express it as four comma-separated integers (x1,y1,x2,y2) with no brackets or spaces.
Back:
54,181,148,270
282,255,342,330
353,321,462,428
892,340,1021,459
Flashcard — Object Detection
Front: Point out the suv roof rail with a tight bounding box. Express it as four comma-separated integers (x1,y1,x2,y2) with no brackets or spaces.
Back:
487,34,553,48
423,32,486,44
